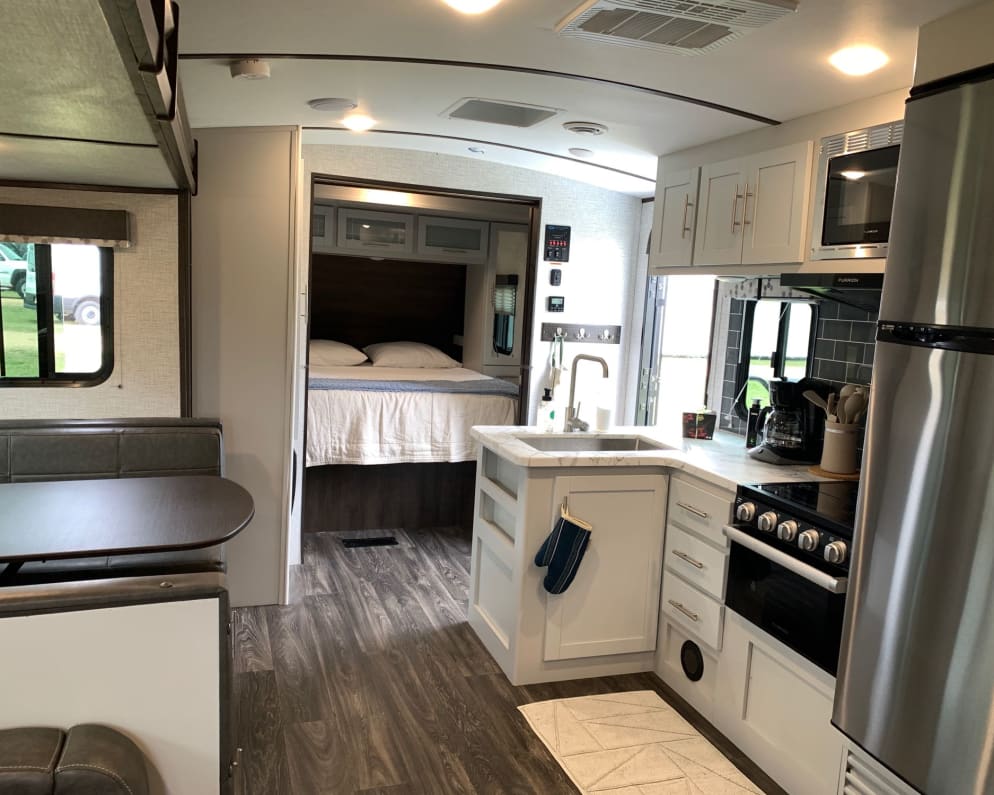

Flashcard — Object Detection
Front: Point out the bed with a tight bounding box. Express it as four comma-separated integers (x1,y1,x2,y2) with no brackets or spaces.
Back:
306,364,518,466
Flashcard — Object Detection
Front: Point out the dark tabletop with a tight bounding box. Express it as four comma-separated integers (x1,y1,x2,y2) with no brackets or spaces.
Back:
0,476,255,563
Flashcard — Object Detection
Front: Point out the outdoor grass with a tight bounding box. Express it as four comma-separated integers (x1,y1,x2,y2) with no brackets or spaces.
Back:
1,291,42,376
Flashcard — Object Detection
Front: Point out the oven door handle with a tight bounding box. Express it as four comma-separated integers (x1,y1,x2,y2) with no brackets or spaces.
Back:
723,526,848,594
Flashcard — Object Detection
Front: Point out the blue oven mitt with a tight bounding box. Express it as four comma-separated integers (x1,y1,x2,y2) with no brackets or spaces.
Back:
534,509,593,595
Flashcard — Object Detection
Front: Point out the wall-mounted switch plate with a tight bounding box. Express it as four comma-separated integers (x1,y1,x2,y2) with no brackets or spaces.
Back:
550,268,562,286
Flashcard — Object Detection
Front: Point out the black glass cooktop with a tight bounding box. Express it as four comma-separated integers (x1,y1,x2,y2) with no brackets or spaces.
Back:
746,481,860,532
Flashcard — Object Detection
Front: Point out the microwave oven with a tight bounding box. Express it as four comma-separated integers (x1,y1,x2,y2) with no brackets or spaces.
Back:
811,120,903,260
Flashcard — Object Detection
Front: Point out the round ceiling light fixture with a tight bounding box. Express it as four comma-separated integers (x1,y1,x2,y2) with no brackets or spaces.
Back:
563,121,608,136
441,0,502,14
568,147,594,159
829,45,889,76
229,59,271,80
307,97,358,113
341,113,377,132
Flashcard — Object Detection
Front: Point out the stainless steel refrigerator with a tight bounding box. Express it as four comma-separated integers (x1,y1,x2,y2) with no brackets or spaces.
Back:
833,66,994,794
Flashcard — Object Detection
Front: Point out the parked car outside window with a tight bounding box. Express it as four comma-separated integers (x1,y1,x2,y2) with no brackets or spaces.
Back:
0,242,29,297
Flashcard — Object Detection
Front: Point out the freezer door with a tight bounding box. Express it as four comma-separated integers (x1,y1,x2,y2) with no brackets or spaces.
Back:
880,75,994,327
834,340,994,794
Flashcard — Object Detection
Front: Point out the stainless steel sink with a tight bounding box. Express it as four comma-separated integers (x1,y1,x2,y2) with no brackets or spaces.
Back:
514,434,667,452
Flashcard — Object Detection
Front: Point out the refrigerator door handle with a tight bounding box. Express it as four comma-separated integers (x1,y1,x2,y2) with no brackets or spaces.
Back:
724,526,848,594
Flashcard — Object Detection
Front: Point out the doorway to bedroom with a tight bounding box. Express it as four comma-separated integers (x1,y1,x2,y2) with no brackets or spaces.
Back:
289,174,540,598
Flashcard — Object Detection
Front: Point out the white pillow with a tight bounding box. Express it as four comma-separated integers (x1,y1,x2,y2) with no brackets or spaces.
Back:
309,339,368,367
363,341,460,369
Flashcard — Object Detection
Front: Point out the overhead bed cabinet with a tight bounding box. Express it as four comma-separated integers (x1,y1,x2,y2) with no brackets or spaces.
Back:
417,216,489,263
650,167,700,268
310,205,336,253
694,142,813,266
336,208,414,254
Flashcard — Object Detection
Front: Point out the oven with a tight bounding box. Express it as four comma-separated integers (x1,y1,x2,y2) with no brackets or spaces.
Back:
725,482,856,676
811,120,903,261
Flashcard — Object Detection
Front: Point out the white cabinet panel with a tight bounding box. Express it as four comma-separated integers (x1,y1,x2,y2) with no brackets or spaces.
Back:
664,524,728,600
544,473,666,661
655,616,721,722
695,158,747,266
660,571,724,651
650,167,700,269
668,476,733,548
310,204,336,253
743,141,813,265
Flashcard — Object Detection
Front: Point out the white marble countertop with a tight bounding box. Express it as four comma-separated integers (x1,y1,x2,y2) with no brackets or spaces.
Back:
471,424,827,492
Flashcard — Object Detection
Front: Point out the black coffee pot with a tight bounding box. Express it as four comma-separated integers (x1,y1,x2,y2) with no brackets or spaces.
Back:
749,378,832,464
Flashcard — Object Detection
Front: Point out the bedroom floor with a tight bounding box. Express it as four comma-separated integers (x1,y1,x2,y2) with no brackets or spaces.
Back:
231,527,784,794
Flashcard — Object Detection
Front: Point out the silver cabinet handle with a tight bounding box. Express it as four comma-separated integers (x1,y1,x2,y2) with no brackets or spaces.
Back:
680,194,694,238
743,184,754,226
442,247,470,253
676,501,709,519
671,549,704,569
731,184,743,233
668,599,700,622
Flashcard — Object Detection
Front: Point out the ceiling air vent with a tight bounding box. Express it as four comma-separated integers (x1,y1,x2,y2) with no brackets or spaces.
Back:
556,0,798,56
444,98,562,128
563,121,608,135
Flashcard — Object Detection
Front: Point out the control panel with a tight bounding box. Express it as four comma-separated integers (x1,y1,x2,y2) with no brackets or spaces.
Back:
544,225,571,262
547,296,565,313
734,497,849,569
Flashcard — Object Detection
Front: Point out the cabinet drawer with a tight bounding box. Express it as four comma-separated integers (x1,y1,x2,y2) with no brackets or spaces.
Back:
668,477,732,547
661,574,723,650
664,524,727,600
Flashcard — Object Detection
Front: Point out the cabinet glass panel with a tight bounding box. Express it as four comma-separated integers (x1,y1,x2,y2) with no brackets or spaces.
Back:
424,222,483,251
337,209,413,252
417,216,489,261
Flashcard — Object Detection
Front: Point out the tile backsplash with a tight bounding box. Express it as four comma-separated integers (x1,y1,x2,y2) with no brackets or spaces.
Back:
719,298,878,436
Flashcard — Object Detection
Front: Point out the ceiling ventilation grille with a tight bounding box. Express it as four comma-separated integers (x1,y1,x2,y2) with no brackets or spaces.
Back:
556,0,798,56
444,98,562,128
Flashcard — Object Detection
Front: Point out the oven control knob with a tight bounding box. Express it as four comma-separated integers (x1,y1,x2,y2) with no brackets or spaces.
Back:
797,530,821,552
824,541,848,564
735,502,756,522
776,520,799,542
757,511,778,532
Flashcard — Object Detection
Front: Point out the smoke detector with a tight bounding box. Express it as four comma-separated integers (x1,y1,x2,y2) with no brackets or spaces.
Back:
307,97,359,112
563,121,608,136
229,59,271,79
556,0,798,56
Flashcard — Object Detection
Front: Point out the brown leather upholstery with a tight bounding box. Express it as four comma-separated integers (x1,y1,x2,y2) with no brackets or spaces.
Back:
54,725,148,795
0,727,64,795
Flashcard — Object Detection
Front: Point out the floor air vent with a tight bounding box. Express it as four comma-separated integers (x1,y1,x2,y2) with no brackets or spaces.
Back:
556,0,798,56
341,536,399,548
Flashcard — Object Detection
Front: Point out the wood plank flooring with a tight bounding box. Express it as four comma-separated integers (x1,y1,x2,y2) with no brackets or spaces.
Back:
232,527,786,795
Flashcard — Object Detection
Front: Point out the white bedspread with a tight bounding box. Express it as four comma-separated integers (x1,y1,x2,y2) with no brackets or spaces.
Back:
306,366,517,466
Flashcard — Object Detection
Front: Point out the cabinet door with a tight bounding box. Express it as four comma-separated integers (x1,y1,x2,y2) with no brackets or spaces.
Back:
650,167,700,268
544,474,666,660
694,158,748,266
417,216,489,263
741,141,813,265
337,208,414,254
310,204,336,253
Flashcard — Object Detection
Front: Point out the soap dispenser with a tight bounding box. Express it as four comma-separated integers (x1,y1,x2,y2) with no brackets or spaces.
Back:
540,388,556,432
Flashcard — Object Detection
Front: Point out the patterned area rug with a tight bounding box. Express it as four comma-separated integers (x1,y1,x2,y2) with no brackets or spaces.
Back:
519,690,763,794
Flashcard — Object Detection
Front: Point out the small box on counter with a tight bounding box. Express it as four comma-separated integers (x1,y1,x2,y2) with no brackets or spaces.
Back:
682,410,716,440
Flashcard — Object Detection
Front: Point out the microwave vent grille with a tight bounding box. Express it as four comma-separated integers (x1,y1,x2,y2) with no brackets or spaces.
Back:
821,120,904,158
556,0,797,56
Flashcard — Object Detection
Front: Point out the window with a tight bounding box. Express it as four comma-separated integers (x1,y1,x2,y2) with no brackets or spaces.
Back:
734,299,816,418
0,243,113,385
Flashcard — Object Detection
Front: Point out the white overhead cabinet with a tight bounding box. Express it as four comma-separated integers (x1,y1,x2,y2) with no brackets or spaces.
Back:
695,142,813,267
336,208,414,254
651,167,700,267
651,141,813,271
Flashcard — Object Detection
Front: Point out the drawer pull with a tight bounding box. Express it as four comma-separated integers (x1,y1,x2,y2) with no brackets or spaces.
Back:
671,549,704,569
676,502,709,519
668,599,700,622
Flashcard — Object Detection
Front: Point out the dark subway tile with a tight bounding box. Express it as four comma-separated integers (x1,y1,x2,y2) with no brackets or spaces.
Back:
850,322,877,343
842,343,862,363
818,301,840,320
863,344,876,365
818,360,847,382
822,320,852,341
838,304,873,322
815,339,836,359
856,365,873,384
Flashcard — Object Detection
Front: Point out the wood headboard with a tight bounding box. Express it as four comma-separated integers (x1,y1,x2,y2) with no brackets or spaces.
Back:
309,254,467,361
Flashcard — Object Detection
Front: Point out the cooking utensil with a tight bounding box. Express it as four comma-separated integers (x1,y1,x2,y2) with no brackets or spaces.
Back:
803,390,829,416
845,393,867,425
827,393,838,421
837,395,850,424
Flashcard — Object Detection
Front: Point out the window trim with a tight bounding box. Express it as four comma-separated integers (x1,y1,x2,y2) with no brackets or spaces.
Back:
0,244,114,387
733,299,819,419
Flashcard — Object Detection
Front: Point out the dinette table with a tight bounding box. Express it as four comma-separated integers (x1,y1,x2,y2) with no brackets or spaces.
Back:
0,475,254,583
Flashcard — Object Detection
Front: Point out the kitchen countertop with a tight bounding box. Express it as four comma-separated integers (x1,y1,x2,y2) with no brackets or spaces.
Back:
471,425,828,492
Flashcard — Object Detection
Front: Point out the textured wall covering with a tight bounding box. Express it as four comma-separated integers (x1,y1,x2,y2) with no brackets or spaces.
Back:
303,145,644,423
0,186,180,418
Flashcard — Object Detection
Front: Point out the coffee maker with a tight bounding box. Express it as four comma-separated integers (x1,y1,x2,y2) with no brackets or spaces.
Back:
748,378,832,464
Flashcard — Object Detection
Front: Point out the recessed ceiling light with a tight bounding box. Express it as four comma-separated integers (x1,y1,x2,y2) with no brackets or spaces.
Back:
442,0,502,14
829,45,889,76
839,170,867,181
569,147,594,159
341,114,377,132
307,97,358,113
229,59,270,80
468,146,486,154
